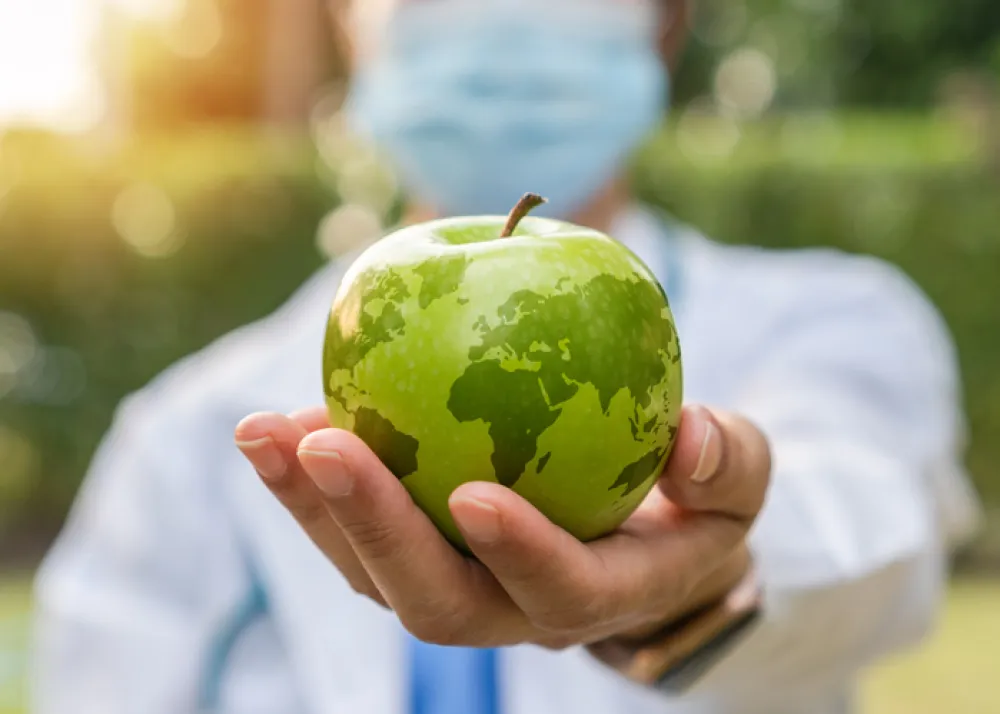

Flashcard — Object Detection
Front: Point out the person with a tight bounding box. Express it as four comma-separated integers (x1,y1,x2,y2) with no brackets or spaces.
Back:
31,0,983,712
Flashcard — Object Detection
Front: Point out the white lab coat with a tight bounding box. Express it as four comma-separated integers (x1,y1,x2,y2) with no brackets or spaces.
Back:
30,206,981,714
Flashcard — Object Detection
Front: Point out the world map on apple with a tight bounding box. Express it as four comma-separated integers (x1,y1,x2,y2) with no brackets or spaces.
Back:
323,251,681,506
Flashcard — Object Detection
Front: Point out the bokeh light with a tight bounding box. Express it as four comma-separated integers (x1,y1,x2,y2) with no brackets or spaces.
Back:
0,313,37,401
111,182,184,258
313,107,370,171
16,347,88,406
311,89,401,222
677,97,742,163
714,47,778,119
161,0,223,59
336,155,398,217
316,203,384,259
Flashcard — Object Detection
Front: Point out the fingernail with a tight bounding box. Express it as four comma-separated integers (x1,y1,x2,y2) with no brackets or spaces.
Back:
453,497,502,544
236,436,287,482
691,420,722,484
298,448,353,497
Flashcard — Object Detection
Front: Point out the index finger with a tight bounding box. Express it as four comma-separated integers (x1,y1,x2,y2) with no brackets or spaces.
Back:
235,411,384,605
296,428,531,646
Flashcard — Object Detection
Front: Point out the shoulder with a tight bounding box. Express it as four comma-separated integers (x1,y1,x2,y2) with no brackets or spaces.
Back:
676,229,980,546
679,225,955,352
663,220,963,413
686,227,918,307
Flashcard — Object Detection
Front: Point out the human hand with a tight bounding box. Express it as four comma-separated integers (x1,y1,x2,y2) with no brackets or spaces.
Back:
235,404,770,649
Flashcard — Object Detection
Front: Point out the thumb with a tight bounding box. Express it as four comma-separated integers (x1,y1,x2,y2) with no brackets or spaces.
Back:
658,405,771,524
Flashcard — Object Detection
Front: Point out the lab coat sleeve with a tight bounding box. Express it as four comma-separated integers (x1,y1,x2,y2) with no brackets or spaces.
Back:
31,390,253,714
684,260,978,703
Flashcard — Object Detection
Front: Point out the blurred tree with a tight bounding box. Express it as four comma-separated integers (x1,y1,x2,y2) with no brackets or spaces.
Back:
673,0,1000,109
839,0,1000,106
125,0,268,128
122,0,342,131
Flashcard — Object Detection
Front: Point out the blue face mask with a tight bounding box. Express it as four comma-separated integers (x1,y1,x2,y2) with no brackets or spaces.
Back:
345,1,670,219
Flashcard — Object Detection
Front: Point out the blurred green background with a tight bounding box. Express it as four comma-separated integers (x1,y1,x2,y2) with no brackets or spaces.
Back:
0,0,999,712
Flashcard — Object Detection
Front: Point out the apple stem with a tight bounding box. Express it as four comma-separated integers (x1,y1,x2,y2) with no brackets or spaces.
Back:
500,193,548,238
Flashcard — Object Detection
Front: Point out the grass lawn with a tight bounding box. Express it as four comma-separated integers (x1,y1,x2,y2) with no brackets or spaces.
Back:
862,578,1000,714
1,574,997,713
0,575,30,714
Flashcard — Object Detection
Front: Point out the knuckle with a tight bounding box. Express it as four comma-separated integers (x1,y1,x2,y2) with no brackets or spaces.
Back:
535,634,577,651
404,606,477,646
340,518,404,560
262,474,298,502
347,577,387,606
531,591,614,634
288,501,330,529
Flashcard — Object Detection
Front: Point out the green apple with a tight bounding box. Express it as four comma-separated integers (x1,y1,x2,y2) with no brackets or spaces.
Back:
323,194,683,549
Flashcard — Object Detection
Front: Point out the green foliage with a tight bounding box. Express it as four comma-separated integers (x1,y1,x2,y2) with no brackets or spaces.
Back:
676,0,1000,108
0,129,333,536
0,116,997,547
